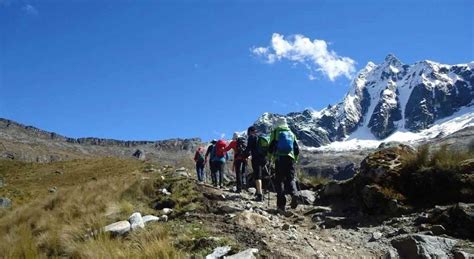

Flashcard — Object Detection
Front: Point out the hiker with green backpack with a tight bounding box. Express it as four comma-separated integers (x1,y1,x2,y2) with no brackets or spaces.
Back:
246,126,270,202
269,117,300,213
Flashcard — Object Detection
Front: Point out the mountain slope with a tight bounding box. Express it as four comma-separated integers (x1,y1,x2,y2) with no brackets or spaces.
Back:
254,54,474,147
0,118,201,163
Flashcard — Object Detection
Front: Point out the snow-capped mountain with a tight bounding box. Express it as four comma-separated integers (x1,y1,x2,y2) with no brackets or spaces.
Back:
254,54,474,148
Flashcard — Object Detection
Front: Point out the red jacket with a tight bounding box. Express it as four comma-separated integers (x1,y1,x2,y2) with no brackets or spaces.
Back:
224,140,247,161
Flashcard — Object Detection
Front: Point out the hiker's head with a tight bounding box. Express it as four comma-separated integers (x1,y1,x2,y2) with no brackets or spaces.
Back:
211,139,217,144
275,117,288,128
232,132,239,141
247,126,257,136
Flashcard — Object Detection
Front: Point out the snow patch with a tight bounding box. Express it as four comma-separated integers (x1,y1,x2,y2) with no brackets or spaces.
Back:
312,104,474,152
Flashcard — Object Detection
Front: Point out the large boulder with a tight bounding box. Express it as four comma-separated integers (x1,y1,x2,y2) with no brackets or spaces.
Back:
359,144,415,184
391,234,458,259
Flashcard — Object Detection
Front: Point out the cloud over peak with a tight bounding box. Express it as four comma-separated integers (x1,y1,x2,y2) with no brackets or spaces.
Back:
252,33,356,81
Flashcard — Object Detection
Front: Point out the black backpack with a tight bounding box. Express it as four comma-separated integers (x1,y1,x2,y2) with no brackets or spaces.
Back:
235,137,247,158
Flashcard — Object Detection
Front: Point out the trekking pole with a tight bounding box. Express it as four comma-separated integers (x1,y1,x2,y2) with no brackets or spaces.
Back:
264,164,270,207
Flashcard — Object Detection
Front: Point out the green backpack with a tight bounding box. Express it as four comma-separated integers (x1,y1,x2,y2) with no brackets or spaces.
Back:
256,135,270,156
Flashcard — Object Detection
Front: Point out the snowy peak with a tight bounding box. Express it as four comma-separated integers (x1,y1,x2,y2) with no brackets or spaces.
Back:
383,53,403,69
254,55,474,147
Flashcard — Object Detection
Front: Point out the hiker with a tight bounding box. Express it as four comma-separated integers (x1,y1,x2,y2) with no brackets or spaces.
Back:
193,147,206,183
224,132,249,193
210,139,228,188
205,140,217,185
269,117,300,213
246,126,269,201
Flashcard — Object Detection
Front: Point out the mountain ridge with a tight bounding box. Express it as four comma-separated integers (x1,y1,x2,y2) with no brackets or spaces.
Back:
254,54,474,147
0,118,201,163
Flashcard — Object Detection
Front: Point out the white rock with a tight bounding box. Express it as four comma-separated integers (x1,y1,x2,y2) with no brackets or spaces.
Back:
161,215,168,222
160,175,165,180
162,208,173,215
247,187,257,195
142,215,160,224
104,220,131,236
371,231,383,241
224,248,259,259
128,212,145,230
206,246,231,259
161,188,171,195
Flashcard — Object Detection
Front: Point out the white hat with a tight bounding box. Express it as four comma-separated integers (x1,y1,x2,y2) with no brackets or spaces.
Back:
232,132,240,140
275,117,288,127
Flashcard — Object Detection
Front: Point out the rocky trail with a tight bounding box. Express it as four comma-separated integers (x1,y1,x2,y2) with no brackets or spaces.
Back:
158,144,474,258
193,182,387,258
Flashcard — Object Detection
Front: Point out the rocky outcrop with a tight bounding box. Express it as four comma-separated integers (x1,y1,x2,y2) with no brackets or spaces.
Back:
358,144,415,184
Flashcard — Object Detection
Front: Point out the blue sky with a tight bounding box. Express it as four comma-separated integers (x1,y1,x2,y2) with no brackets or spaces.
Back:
1,0,473,141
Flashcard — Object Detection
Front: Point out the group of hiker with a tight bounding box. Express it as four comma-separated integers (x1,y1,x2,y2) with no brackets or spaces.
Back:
193,117,300,213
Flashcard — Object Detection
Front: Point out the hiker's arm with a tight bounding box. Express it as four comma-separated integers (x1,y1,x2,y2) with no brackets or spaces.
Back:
205,146,211,162
223,141,234,152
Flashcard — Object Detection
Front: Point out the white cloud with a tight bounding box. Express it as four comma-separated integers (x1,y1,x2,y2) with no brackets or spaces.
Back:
23,4,38,15
252,33,356,81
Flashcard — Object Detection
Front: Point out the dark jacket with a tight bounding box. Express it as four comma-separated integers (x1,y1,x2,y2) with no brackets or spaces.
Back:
247,134,265,161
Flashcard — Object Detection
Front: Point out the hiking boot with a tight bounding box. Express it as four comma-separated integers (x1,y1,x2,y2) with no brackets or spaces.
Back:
290,195,299,209
277,208,293,217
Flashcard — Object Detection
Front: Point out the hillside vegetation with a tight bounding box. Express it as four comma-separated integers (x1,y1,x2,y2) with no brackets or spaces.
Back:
0,158,237,258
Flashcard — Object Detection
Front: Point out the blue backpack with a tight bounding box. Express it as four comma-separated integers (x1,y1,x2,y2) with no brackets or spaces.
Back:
277,130,294,155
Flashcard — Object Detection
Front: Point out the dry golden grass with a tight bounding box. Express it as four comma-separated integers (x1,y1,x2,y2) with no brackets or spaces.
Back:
402,144,473,174
0,158,185,258
298,173,330,188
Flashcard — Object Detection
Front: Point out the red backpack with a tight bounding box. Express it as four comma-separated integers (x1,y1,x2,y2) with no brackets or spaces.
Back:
215,140,227,158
